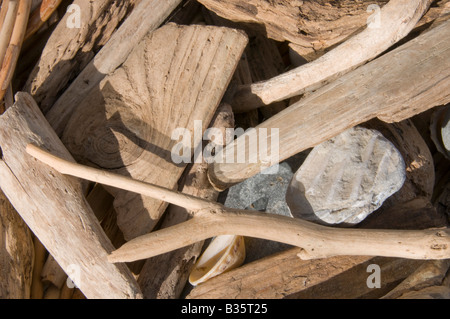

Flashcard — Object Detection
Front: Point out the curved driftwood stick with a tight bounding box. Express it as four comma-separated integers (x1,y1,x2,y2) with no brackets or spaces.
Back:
232,0,431,112
26,144,450,263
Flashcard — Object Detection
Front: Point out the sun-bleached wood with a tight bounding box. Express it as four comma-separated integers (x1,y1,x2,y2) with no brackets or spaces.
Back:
26,144,450,264
43,0,182,135
61,23,248,240
0,92,142,299
208,18,450,190
230,0,432,113
137,103,235,299
24,0,141,114
199,0,389,61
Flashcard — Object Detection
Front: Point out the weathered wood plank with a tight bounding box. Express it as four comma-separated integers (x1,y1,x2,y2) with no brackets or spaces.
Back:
137,102,235,299
43,0,183,136
62,23,248,240
0,92,142,299
24,0,140,114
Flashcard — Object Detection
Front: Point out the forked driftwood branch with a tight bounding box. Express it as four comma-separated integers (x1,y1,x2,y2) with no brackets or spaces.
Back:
26,144,450,264
231,0,432,112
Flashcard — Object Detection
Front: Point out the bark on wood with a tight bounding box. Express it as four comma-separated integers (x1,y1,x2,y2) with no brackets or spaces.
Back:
207,18,450,190
0,189,33,299
198,0,389,59
231,0,431,113
137,102,235,299
44,0,183,136
0,92,142,299
61,23,248,240
23,0,140,114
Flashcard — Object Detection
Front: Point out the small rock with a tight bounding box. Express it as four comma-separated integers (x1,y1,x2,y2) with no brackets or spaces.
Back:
286,126,406,226
222,153,307,262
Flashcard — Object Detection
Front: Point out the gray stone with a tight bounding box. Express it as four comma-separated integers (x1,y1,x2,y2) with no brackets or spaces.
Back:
221,152,308,263
286,126,406,226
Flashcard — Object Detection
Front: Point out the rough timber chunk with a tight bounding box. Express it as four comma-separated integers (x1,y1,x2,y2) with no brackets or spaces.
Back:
0,92,142,299
198,0,389,60
24,0,140,113
62,23,248,240
287,126,405,225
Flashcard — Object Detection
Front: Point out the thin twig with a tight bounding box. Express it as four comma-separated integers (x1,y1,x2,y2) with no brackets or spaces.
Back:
26,144,450,264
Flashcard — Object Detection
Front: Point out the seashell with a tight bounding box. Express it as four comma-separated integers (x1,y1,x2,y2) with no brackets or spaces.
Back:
189,235,245,286
286,126,406,226
430,105,450,160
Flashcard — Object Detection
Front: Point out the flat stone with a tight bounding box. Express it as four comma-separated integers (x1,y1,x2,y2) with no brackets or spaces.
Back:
286,126,406,226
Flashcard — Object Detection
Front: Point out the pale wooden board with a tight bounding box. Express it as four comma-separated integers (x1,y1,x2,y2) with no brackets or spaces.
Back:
24,0,139,113
62,23,248,240
0,92,142,299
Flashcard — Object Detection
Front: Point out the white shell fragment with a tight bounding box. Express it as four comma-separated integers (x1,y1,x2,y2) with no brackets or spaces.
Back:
189,235,245,286
286,126,406,226
430,105,450,160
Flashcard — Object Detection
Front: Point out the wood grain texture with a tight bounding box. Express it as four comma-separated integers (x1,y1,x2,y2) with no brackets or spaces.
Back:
231,0,432,112
187,248,371,299
137,103,235,299
199,0,389,60
0,92,142,299
0,189,33,299
62,23,248,240
44,0,182,136
23,0,139,114
208,18,450,190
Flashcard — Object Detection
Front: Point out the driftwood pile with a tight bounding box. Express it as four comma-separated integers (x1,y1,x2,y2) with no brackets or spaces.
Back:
0,0,450,299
